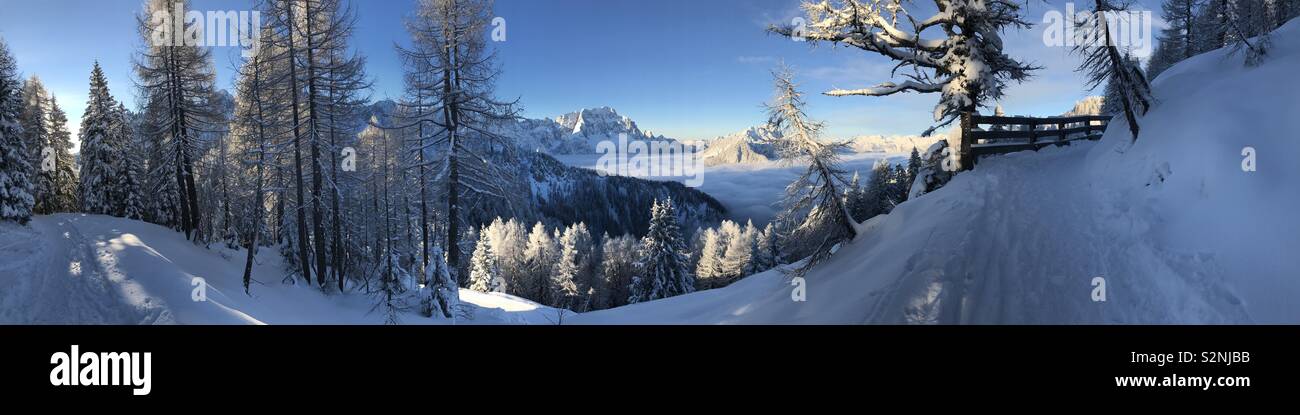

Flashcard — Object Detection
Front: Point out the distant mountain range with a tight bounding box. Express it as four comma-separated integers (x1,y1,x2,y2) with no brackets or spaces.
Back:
844,134,945,155
693,126,946,167
500,106,674,155
695,125,783,166
362,97,1106,169
1062,96,1105,117
360,101,725,236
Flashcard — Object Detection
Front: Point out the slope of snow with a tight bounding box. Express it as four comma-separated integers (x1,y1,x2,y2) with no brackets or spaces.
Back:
575,20,1300,324
578,144,1251,324
1081,19,1300,323
0,214,560,324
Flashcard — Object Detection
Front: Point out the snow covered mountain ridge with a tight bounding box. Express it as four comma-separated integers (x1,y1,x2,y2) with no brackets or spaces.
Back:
554,106,658,139
845,133,946,155
1062,96,1105,117
502,106,674,155
694,124,947,167
362,102,673,155
696,125,783,166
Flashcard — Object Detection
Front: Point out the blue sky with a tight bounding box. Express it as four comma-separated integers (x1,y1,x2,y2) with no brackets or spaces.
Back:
0,0,1163,147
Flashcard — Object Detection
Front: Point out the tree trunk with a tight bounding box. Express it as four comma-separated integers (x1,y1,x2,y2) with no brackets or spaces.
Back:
418,93,430,281
1097,4,1141,141
442,57,461,283
243,62,269,296
305,0,328,288
328,60,344,292
285,0,313,285
167,48,193,240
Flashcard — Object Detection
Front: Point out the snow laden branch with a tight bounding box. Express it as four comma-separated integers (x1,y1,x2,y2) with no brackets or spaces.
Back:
769,0,1039,134
766,67,857,278
823,80,945,96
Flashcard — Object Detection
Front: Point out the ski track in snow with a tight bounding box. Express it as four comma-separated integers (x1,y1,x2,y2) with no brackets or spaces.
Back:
2,216,159,324
907,146,1248,324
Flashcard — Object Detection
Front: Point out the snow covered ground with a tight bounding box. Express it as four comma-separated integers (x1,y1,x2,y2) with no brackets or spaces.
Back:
2,21,1295,326
576,20,1300,324
0,214,561,325
577,143,1255,324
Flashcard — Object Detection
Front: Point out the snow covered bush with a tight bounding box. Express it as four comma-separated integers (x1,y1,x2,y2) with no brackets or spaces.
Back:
421,246,465,320
908,140,955,200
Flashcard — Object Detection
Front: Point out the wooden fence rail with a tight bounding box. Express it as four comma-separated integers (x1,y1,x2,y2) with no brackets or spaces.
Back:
958,113,1112,171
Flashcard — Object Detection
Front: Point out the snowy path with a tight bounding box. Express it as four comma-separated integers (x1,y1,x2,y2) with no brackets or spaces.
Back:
577,143,1253,324
891,145,1249,324
30,216,172,323
0,215,161,323
0,214,559,325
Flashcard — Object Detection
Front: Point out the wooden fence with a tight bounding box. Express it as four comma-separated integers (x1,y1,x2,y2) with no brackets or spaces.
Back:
958,113,1112,171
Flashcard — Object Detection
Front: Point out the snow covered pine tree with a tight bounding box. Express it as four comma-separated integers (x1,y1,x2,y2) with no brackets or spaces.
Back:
551,223,594,310
0,38,34,224
695,227,724,289
765,67,856,277
1146,0,1199,78
468,230,504,293
111,103,146,220
18,77,52,215
78,62,125,216
628,198,694,304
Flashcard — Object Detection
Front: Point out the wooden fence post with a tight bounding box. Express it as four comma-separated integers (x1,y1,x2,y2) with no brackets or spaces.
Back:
959,111,973,171
1027,121,1038,150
